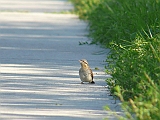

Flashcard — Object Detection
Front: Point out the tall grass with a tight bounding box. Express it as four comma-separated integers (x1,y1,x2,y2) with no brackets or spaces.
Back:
70,0,160,119
88,0,160,45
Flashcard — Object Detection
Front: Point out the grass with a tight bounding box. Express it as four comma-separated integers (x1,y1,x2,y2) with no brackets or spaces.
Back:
70,0,160,119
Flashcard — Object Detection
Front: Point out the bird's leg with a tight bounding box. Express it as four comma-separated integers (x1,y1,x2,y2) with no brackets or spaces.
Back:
81,82,84,84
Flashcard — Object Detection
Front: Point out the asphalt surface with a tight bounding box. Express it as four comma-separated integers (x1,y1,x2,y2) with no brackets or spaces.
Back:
0,0,121,120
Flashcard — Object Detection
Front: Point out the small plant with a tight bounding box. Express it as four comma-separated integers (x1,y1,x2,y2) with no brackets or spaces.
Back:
79,41,89,45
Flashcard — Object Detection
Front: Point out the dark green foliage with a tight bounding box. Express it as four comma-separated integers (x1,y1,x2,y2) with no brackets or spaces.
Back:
88,0,160,45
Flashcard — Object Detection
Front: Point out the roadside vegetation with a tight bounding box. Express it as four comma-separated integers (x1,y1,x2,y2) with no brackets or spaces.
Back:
70,0,160,119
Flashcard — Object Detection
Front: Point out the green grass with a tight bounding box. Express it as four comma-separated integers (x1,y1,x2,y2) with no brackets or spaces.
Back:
70,0,160,119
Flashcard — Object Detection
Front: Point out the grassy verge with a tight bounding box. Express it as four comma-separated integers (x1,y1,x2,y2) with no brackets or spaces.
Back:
70,0,160,119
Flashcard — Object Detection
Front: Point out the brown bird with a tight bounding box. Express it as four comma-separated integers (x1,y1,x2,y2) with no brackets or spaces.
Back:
79,59,95,84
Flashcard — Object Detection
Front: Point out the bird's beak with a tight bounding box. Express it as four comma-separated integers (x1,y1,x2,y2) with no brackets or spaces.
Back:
79,60,82,63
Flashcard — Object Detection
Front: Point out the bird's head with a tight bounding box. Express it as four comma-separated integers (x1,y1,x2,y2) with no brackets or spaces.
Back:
79,59,89,68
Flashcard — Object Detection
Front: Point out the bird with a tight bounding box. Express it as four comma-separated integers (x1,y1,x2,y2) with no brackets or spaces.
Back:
79,59,95,84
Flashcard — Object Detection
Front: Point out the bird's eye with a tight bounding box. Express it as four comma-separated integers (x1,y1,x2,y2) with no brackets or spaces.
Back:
83,61,88,64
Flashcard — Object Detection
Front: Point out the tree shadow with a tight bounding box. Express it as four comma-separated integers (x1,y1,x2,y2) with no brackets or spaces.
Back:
0,13,121,120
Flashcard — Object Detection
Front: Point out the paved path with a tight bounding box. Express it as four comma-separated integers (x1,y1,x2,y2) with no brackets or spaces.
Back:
0,0,121,120
0,0,73,13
